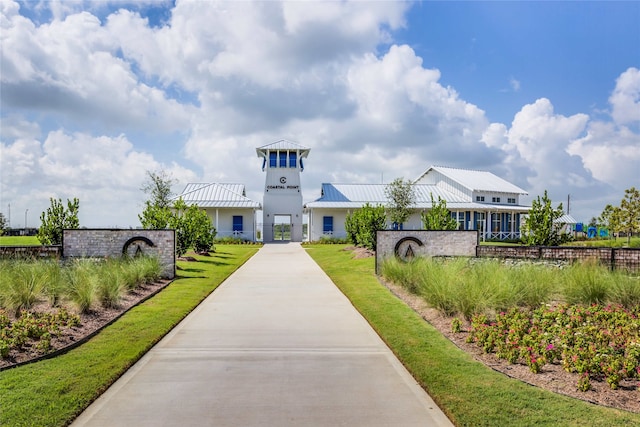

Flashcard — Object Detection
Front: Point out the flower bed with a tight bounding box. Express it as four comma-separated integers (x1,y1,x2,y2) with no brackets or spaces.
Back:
467,304,640,391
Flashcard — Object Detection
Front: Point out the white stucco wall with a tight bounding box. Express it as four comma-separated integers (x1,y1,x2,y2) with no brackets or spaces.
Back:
203,208,258,241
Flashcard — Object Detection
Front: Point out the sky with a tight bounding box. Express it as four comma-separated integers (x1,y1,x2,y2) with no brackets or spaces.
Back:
1,0,639,229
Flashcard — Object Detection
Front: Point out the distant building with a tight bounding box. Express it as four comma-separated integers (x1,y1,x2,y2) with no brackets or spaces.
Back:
305,166,530,242
175,183,261,241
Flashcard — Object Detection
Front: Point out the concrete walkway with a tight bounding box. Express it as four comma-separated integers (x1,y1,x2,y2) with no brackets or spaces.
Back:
72,243,453,426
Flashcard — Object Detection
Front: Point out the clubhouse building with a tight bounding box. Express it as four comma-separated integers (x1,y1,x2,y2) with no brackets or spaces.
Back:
176,141,531,242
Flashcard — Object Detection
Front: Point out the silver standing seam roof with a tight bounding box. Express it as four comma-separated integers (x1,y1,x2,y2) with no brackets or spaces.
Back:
305,183,530,211
415,166,528,195
176,183,261,209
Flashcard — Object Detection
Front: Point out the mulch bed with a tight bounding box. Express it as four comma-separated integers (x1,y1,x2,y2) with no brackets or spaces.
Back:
0,279,171,370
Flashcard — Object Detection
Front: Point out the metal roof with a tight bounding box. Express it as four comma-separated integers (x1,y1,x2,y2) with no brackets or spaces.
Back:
175,183,261,209
305,183,530,212
555,214,578,224
415,166,528,195
256,139,311,157
306,183,465,209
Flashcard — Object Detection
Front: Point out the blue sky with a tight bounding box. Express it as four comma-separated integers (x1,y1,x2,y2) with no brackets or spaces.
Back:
1,0,639,228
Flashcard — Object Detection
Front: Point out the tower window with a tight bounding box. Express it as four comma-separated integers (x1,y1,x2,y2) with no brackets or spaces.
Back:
279,152,287,168
269,152,277,168
289,152,297,168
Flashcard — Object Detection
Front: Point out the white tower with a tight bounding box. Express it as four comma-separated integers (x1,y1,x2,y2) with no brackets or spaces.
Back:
257,140,310,242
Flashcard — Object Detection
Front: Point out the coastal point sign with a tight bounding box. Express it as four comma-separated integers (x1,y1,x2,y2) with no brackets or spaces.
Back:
376,230,478,273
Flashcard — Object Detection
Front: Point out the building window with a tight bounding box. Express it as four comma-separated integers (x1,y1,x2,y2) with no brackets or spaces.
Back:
492,197,501,203
322,216,333,234
476,196,485,202
492,213,501,233
289,152,297,168
508,198,516,204
269,152,277,168
279,151,287,168
233,216,243,234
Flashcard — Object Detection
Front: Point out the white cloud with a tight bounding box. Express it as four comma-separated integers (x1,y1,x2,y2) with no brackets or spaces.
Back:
1,129,197,227
1,3,193,134
609,67,640,125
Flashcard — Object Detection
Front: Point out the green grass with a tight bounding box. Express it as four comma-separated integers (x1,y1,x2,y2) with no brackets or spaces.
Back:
306,244,640,426
0,236,41,246
0,245,258,427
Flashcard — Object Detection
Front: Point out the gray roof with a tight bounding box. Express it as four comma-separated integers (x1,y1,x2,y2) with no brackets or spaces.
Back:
305,183,530,212
175,183,261,209
415,166,528,195
305,183,462,209
256,139,310,155
555,214,578,224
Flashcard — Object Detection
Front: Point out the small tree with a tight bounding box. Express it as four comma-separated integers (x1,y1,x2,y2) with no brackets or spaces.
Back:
619,187,640,245
0,212,7,235
37,198,80,245
141,170,175,208
384,178,416,229
345,203,386,250
169,198,217,257
421,194,458,230
192,210,217,254
520,190,568,246
139,169,175,229
598,204,622,240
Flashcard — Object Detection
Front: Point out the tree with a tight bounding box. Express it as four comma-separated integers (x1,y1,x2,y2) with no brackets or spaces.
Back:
421,194,458,231
139,170,175,229
345,203,387,251
169,198,217,257
0,212,7,236
141,170,175,208
520,190,569,246
384,178,416,229
37,198,80,245
598,204,622,239
619,187,640,245
191,209,217,253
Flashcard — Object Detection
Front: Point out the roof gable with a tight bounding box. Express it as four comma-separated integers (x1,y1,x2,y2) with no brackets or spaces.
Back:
415,166,527,195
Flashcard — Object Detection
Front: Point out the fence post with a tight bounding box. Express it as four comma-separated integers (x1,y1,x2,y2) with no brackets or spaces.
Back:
611,248,616,271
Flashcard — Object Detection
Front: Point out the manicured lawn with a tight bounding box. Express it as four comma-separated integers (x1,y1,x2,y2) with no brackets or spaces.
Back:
0,245,258,427
0,236,41,246
305,244,640,426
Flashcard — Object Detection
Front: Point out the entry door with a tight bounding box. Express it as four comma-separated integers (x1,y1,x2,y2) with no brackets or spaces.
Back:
273,215,292,241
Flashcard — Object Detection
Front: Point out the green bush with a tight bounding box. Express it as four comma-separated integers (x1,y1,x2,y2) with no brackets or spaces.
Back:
345,203,386,250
